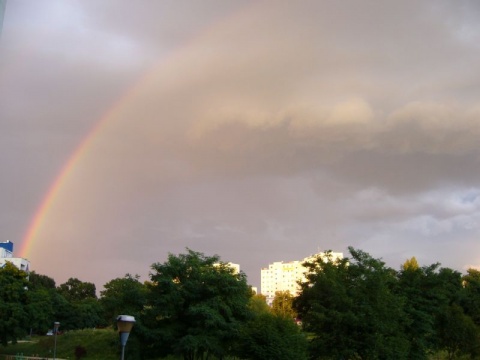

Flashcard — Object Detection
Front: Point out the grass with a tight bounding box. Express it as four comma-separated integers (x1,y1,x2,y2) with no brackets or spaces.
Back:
0,328,119,360
3,330,460,360
0,329,185,360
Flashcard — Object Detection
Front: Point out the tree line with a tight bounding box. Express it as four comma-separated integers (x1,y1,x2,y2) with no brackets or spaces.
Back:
1,247,480,359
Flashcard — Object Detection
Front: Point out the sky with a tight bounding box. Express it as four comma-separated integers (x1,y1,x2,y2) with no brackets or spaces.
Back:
1,0,480,291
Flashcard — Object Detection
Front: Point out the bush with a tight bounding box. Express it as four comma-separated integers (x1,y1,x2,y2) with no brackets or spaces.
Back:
74,344,87,359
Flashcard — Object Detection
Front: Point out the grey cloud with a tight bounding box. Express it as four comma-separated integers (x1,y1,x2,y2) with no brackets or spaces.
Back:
2,1,480,289
182,101,480,193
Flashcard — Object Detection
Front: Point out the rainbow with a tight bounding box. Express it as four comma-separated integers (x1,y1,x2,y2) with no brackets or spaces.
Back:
18,89,136,258
18,42,193,259
18,2,258,259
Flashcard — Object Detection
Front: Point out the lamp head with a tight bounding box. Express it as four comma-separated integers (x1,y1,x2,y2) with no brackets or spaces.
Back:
116,315,135,333
117,315,135,347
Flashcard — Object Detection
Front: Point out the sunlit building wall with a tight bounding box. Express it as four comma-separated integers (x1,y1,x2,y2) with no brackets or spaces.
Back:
0,240,30,273
261,252,343,302
0,257,30,272
214,261,240,274
226,262,240,274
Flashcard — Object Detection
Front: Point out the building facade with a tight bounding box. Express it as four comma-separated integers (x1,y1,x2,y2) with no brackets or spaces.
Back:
261,251,343,302
0,239,13,258
0,240,30,273
214,261,240,274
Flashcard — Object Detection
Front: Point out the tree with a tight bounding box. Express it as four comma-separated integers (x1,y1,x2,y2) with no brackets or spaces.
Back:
71,298,104,329
237,313,308,360
402,256,420,271
26,288,55,335
50,291,76,330
0,262,29,345
57,278,96,302
397,262,439,359
28,271,56,290
25,271,57,335
461,268,480,326
99,273,148,359
100,274,148,325
396,259,465,359
56,278,102,330
248,293,271,315
294,248,409,359
437,304,479,360
271,290,296,319
142,249,252,360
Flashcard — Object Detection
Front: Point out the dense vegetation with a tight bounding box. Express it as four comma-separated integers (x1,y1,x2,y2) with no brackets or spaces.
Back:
1,247,480,359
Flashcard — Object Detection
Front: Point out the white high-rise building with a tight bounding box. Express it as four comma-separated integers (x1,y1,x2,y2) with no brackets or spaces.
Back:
261,252,343,302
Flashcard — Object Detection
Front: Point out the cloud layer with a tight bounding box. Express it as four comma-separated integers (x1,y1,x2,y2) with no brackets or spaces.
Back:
1,1,480,289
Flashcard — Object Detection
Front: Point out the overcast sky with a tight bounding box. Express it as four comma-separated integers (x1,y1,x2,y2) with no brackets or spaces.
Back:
1,0,480,291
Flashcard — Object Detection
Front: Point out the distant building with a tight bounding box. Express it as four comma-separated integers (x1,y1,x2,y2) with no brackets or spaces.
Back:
226,262,240,274
261,251,343,303
215,262,258,294
214,261,240,274
0,239,13,257
0,240,30,273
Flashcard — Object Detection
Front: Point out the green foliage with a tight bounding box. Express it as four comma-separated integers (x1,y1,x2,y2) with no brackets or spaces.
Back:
3,248,480,359
437,304,479,360
50,290,76,330
28,271,56,290
72,298,105,329
100,274,148,325
237,313,308,360
248,293,271,315
0,262,29,345
271,290,296,319
57,277,97,302
99,274,148,360
55,278,104,330
461,268,480,326
397,263,437,359
295,248,410,360
143,249,252,360
397,263,464,359
49,291,103,331
25,288,55,334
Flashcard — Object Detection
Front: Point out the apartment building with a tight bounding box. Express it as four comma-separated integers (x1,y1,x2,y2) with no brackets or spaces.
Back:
261,251,343,302
0,240,30,273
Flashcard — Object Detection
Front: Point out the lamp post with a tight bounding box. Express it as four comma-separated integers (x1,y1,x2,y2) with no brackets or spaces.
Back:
53,321,60,360
117,315,135,360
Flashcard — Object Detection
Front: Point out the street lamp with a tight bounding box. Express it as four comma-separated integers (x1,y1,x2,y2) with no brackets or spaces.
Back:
53,321,60,360
117,315,135,360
